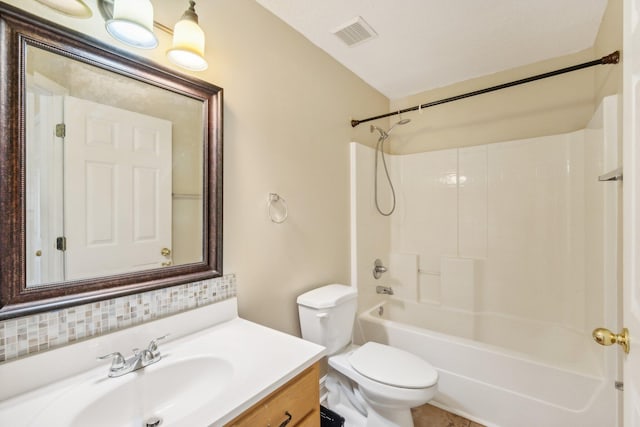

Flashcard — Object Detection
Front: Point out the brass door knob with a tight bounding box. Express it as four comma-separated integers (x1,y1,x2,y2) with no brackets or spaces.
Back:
161,248,171,257
592,327,629,354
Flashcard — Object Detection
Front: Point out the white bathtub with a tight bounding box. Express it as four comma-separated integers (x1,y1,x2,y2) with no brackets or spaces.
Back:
356,300,615,427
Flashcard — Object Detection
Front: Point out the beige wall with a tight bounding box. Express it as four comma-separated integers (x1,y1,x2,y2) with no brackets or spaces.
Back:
594,0,623,104
387,48,598,154
385,0,622,155
205,1,387,334
5,0,387,336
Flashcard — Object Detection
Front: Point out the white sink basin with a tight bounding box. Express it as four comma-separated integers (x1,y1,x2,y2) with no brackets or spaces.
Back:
31,357,233,427
0,300,325,427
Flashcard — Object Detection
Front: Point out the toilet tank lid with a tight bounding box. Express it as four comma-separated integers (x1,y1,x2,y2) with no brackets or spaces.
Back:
297,284,357,309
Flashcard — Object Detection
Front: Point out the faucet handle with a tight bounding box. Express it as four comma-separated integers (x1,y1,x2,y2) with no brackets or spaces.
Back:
97,352,126,370
133,347,156,364
373,259,387,279
147,334,169,357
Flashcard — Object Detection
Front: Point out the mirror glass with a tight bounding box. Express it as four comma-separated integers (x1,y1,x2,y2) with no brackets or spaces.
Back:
25,45,204,287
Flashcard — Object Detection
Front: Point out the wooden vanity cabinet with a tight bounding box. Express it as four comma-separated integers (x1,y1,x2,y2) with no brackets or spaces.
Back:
226,362,320,427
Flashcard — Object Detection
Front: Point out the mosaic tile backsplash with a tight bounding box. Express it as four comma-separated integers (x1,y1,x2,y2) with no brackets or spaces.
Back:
0,274,236,363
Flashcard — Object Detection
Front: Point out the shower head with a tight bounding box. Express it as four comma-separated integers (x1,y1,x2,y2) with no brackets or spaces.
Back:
387,118,411,134
370,118,411,140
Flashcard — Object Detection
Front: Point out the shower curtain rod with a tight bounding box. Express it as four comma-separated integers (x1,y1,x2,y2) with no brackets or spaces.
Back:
350,50,620,128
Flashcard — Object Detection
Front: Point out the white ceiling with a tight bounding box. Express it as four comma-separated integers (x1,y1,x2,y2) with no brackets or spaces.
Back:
254,0,608,100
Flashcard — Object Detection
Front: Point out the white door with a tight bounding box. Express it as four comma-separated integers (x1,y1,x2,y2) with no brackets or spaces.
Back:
63,96,172,280
624,1,640,425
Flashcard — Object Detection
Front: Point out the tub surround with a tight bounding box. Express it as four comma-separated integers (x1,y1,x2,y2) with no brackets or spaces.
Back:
350,96,619,427
0,274,237,363
0,297,325,426
352,94,618,333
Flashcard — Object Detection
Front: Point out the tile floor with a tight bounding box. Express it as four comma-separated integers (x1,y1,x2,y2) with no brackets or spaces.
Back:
411,404,486,427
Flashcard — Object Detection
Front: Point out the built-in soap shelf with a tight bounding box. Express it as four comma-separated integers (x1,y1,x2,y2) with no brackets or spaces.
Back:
598,167,623,182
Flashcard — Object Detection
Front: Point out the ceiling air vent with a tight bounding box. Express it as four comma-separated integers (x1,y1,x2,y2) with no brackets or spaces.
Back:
331,16,377,47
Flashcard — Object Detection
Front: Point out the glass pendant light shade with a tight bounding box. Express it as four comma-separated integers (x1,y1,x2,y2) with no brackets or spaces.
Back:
106,0,158,49
35,0,92,18
167,1,208,71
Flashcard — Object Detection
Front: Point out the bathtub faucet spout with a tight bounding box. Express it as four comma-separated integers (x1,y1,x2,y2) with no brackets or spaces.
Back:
376,285,394,295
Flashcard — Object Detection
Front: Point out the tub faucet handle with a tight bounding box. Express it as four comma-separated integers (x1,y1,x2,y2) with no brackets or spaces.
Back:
373,258,387,279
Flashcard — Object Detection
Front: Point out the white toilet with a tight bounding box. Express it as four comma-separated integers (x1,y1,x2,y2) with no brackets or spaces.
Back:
297,284,438,427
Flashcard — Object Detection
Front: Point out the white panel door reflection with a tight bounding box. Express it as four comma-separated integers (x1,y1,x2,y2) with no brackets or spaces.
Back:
64,96,172,280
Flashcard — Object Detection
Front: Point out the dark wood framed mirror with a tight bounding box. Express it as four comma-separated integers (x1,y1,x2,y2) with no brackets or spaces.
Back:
0,2,223,319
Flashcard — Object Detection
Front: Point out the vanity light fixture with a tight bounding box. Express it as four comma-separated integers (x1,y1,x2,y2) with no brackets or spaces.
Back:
34,0,92,18
166,1,209,71
105,0,158,49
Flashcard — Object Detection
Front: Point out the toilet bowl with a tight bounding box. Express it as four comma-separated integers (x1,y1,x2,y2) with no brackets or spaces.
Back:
297,284,438,427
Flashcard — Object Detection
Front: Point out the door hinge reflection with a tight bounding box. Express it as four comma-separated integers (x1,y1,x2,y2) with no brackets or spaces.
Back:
56,236,67,252
55,123,66,138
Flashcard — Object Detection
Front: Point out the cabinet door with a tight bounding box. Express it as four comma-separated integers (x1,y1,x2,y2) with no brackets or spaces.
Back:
228,402,267,427
226,363,319,427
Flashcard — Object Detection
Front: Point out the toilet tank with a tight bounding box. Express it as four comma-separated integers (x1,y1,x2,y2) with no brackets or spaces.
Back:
297,284,358,355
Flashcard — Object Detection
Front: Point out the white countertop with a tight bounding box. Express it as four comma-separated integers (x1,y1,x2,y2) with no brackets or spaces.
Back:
0,298,325,427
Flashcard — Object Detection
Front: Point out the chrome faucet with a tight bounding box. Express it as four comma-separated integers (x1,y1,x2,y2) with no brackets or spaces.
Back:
98,335,168,378
376,285,394,295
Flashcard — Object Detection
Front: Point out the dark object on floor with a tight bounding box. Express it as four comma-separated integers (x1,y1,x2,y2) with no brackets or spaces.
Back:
320,405,345,427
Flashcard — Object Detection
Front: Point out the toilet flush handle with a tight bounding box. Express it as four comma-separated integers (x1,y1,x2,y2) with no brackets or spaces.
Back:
316,312,328,319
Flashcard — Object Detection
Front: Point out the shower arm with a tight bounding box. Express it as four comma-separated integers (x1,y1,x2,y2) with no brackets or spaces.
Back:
350,51,620,128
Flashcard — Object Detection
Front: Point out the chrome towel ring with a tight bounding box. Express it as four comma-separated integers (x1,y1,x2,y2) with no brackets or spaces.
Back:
268,193,288,224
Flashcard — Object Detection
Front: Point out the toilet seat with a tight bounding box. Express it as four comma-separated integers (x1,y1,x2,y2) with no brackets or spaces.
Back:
328,347,437,409
348,342,438,389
